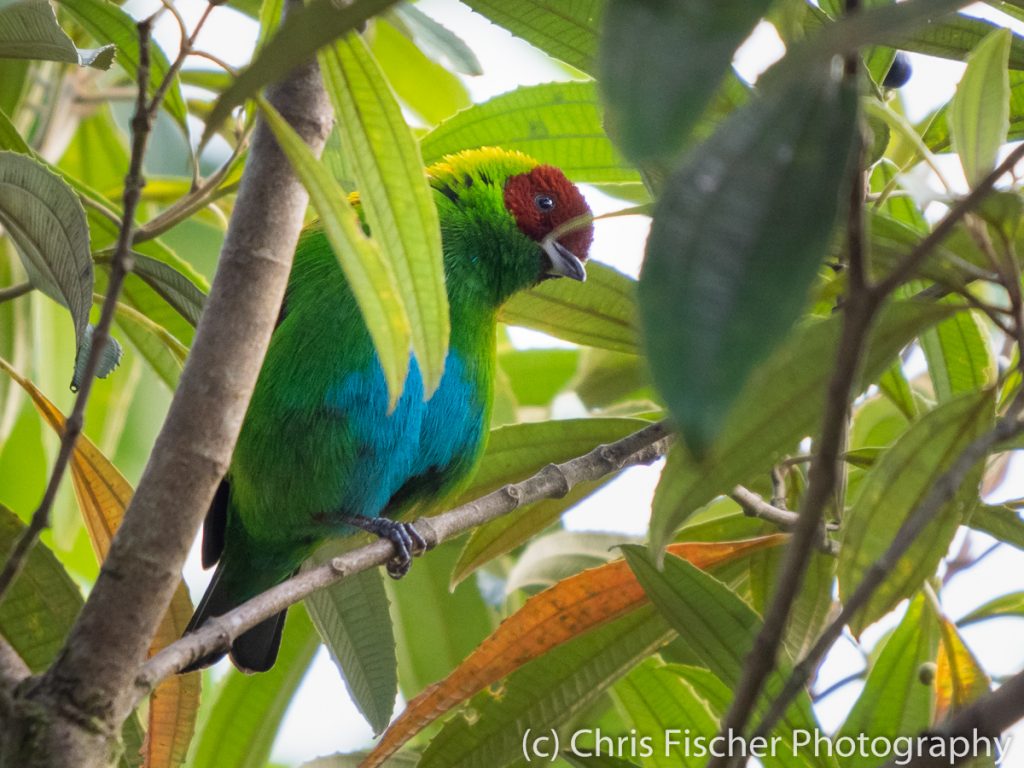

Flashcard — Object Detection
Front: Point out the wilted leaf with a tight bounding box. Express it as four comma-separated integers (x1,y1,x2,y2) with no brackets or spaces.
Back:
935,616,990,722
363,536,784,768
0,359,199,768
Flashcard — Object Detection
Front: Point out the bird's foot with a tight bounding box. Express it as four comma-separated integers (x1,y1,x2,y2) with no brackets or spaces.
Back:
341,515,427,579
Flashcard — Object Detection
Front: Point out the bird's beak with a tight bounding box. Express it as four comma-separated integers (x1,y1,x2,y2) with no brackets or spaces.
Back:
541,238,587,282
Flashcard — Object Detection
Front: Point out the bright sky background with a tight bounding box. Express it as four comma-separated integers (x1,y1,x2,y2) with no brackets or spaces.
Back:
139,1,1024,764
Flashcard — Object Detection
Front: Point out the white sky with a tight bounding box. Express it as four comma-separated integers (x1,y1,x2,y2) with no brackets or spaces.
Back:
142,1,1024,765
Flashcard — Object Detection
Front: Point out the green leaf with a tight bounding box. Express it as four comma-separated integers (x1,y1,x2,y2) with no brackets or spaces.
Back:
57,0,188,131
256,97,412,407
958,590,1024,626
201,0,398,146
389,4,481,76
919,303,995,402
420,81,640,187
417,606,672,768
499,348,578,406
504,530,629,594
613,658,717,768
121,252,206,328
320,34,448,397
924,71,1024,153
189,606,319,768
0,0,113,68
371,19,470,126
0,151,92,381
838,595,937,765
599,0,771,163
949,27,1011,186
648,301,955,555
501,261,638,354
389,538,494,698
970,504,1024,550
897,13,1024,70
620,546,828,765
460,0,601,73
839,390,994,634
640,72,857,455
0,503,82,671
305,543,397,735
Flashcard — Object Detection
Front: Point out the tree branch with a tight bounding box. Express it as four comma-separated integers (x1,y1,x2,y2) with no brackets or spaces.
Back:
711,140,878,768
730,486,838,555
0,282,31,304
133,420,672,697
3,3,333,765
873,142,1024,298
752,399,1024,742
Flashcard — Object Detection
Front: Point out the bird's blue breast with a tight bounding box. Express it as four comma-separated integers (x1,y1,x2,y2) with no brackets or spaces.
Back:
323,350,486,524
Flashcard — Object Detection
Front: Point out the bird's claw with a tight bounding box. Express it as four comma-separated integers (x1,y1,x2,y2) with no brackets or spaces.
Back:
342,516,426,579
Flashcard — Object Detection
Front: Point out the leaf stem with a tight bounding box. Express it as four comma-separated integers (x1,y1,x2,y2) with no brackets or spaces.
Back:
0,282,32,304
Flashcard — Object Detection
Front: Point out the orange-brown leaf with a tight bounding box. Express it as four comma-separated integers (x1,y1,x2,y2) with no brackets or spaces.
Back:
362,534,786,768
935,616,990,723
0,359,200,768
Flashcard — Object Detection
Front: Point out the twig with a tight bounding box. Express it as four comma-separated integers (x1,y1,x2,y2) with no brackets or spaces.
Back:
811,668,864,702
711,30,875,760
0,20,157,606
873,142,1024,298
0,282,32,304
752,400,1024,743
133,421,672,696
730,486,839,556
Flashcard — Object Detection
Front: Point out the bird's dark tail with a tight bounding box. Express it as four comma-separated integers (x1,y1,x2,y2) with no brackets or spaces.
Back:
181,560,287,674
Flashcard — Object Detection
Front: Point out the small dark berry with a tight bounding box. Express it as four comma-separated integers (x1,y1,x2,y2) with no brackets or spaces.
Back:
883,52,912,89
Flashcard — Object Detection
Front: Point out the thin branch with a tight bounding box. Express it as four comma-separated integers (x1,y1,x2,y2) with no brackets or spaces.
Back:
811,668,864,702
730,486,838,556
0,282,32,304
711,68,877,761
752,400,1024,742
133,421,672,697
0,20,156,606
873,142,1024,298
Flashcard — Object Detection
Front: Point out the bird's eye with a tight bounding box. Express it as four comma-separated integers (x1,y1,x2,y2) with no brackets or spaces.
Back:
534,194,556,212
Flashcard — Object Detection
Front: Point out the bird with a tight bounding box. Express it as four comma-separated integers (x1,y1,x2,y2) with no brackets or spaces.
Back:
183,147,593,673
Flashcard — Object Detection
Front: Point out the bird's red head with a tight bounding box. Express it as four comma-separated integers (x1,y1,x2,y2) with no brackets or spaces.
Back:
503,165,593,282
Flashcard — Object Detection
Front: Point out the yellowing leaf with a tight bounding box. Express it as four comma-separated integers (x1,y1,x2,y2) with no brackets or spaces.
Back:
935,616,990,723
0,358,199,768
361,535,785,768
